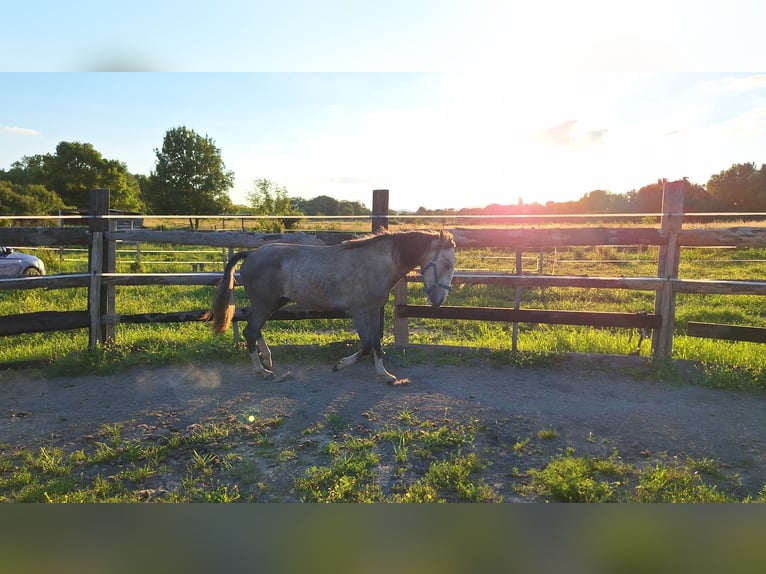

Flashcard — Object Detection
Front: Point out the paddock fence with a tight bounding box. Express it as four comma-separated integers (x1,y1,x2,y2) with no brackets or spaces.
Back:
2,183,766,363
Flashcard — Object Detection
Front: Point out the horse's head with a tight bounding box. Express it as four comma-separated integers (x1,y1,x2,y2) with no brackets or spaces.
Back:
420,230,456,307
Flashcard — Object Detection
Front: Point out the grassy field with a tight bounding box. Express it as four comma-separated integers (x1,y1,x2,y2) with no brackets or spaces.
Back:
3,240,764,390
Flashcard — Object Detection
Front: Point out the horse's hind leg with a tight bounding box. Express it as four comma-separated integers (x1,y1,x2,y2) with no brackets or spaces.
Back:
333,349,363,372
244,319,274,379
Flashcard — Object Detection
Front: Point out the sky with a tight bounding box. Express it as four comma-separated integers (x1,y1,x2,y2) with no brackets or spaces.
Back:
1,1,765,211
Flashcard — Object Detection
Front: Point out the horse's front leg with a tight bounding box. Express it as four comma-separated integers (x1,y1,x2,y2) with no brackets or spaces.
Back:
372,349,396,383
340,310,396,383
370,307,397,382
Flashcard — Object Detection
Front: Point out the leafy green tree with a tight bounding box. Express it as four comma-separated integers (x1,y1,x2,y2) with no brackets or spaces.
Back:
683,181,724,213
246,178,301,231
577,189,616,212
293,195,370,216
624,181,665,213
296,194,340,216
45,141,104,207
1,143,144,212
0,181,66,216
2,154,48,186
148,126,234,228
706,162,766,211
45,142,144,211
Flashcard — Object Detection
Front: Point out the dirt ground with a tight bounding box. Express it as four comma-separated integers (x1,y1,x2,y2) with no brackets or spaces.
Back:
2,352,766,499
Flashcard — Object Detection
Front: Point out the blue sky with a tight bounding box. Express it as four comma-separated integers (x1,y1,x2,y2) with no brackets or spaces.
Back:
2,2,766,210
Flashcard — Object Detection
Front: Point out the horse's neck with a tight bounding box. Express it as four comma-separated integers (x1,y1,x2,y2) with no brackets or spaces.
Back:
395,240,430,284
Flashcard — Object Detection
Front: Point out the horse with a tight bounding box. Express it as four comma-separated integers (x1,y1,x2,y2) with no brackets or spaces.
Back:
204,230,456,382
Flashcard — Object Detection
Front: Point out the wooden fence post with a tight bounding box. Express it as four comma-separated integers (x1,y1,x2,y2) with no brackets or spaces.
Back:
372,189,403,346
88,188,116,348
652,180,686,358
372,189,389,233
88,231,103,349
393,281,409,347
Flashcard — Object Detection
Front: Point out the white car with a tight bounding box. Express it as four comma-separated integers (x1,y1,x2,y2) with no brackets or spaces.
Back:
0,247,46,277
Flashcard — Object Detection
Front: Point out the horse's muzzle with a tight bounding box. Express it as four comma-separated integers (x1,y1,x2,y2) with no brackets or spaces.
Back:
428,291,447,308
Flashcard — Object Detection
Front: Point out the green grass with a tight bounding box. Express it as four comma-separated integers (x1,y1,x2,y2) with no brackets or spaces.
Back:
3,413,763,503
2,243,766,391
518,448,754,503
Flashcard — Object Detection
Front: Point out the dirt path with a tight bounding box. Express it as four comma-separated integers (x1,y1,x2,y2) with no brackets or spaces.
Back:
2,354,765,499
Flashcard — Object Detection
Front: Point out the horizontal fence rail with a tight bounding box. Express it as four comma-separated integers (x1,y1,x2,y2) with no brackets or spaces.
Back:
3,185,766,363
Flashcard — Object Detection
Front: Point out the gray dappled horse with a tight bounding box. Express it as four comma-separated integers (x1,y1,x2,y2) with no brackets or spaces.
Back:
205,230,456,382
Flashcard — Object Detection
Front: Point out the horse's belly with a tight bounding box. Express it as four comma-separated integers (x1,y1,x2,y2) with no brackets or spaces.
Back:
284,277,387,310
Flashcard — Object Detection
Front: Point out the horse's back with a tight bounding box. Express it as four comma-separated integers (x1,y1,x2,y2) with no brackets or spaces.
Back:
238,240,395,310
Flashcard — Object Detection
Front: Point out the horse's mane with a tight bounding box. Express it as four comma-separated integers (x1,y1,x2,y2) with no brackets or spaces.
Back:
341,230,454,268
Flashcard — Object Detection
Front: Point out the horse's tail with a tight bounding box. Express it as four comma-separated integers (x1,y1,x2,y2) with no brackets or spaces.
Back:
203,251,251,333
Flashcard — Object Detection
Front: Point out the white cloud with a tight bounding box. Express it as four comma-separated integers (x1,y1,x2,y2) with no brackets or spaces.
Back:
2,126,40,136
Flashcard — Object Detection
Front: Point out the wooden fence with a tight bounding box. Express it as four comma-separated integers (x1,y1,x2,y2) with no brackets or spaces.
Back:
2,184,766,362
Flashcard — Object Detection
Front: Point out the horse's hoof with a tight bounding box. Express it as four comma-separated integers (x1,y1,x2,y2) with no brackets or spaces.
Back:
378,373,398,384
260,370,275,380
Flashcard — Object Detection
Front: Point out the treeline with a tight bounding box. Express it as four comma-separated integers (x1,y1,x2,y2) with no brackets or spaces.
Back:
412,166,766,218
0,128,371,227
2,125,766,222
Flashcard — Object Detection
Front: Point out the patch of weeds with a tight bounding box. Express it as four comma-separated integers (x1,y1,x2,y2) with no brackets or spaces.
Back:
686,456,725,478
392,436,409,465
395,408,420,426
413,419,480,458
324,412,347,434
189,450,220,476
537,428,559,440
295,432,383,502
118,462,156,483
98,423,124,446
513,437,532,455
186,421,232,446
34,447,73,475
0,414,271,502
631,462,735,503
394,453,501,503
701,363,766,393
745,484,766,503
522,449,630,502
278,448,297,463
182,479,242,503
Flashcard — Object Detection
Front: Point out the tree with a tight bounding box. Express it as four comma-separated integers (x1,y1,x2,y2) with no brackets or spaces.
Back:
624,181,665,214
706,162,766,211
247,178,301,230
1,143,145,212
0,181,66,216
148,126,234,228
292,195,370,216
577,189,616,213
2,154,48,186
